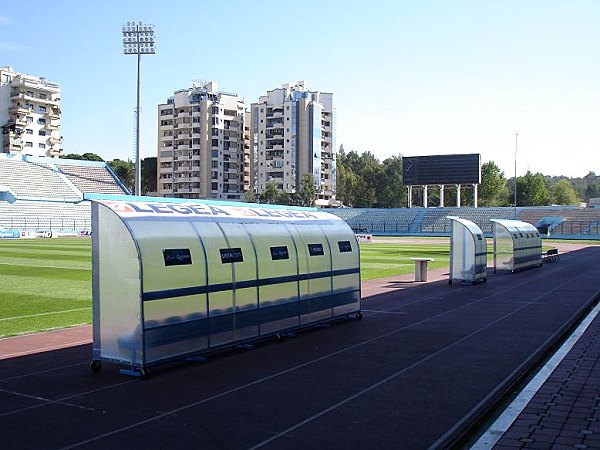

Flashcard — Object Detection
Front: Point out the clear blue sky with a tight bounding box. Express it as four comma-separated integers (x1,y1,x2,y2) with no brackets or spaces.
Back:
1,0,598,178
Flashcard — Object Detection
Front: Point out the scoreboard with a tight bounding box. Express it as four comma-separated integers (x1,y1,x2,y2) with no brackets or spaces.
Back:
402,154,481,186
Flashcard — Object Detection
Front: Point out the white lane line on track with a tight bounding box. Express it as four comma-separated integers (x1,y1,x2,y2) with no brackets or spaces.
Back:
0,340,91,360
0,361,87,382
361,309,407,315
0,379,137,417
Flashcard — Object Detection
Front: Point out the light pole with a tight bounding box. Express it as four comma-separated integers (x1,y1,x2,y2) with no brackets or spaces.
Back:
122,21,155,196
514,132,518,216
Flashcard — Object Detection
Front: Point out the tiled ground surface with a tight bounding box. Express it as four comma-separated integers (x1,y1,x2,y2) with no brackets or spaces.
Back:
494,313,600,449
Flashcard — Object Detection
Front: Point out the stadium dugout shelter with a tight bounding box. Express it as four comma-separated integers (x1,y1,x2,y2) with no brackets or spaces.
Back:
447,216,487,285
87,194,362,376
490,219,542,273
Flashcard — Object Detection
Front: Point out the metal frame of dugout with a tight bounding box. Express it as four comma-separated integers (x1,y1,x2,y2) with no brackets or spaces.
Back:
447,216,488,285
490,219,542,273
88,195,362,376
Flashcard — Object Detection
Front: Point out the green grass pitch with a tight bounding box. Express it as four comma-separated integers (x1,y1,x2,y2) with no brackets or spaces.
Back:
0,236,456,338
5,235,566,338
0,238,91,338
359,240,451,280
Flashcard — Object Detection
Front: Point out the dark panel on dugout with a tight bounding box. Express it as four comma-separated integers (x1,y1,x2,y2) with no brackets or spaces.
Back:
402,154,481,186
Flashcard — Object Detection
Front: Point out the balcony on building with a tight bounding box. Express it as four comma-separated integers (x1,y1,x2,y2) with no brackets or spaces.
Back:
47,136,64,146
224,120,239,130
267,172,284,182
267,129,284,138
10,115,27,126
9,137,23,149
265,119,284,129
9,103,30,115
48,146,62,157
265,149,284,158
11,76,60,91
46,106,61,119
160,109,174,119
159,152,174,163
45,121,59,131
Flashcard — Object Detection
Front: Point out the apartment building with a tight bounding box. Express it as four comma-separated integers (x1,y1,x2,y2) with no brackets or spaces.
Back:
0,66,62,158
157,81,249,200
251,81,336,201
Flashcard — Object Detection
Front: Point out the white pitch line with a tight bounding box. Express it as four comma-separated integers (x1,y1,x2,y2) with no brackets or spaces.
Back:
0,307,91,321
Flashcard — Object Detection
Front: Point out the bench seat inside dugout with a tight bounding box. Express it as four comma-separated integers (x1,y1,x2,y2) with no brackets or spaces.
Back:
89,195,361,374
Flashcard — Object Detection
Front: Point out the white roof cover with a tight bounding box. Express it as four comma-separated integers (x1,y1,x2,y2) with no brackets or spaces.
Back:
93,198,340,224
447,216,484,235
490,219,537,233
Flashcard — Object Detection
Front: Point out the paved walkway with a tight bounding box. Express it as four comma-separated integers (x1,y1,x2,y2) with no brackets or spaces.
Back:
0,325,91,360
491,304,600,449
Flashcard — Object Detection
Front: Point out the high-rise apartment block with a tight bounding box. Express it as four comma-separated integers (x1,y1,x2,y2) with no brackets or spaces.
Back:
251,81,336,201
157,81,249,200
0,66,63,158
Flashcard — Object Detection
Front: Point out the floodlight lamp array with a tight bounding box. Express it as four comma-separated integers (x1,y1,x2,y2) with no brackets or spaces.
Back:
122,22,156,55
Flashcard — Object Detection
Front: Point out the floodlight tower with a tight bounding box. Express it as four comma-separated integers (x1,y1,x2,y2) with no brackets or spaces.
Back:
122,21,155,196
514,132,518,216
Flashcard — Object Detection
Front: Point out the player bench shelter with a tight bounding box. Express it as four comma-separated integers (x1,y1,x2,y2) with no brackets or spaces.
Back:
490,219,542,273
88,195,361,376
447,216,487,285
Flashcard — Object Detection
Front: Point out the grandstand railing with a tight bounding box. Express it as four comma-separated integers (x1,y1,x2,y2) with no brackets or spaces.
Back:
549,220,600,238
329,207,600,239
0,216,90,232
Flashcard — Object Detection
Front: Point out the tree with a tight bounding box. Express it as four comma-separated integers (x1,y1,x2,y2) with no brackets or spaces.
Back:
61,153,84,160
377,156,405,207
550,179,580,205
81,153,104,162
353,178,376,207
109,159,134,193
297,173,318,207
336,148,406,208
336,147,360,206
355,151,381,207
517,171,549,206
61,152,104,161
276,191,291,205
479,161,510,206
336,164,360,206
584,172,600,202
141,157,157,194
260,182,280,204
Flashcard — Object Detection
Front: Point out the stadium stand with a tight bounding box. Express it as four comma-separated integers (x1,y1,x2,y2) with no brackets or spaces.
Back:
0,154,128,234
1,151,599,239
56,160,128,196
0,157,80,200
328,205,600,239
